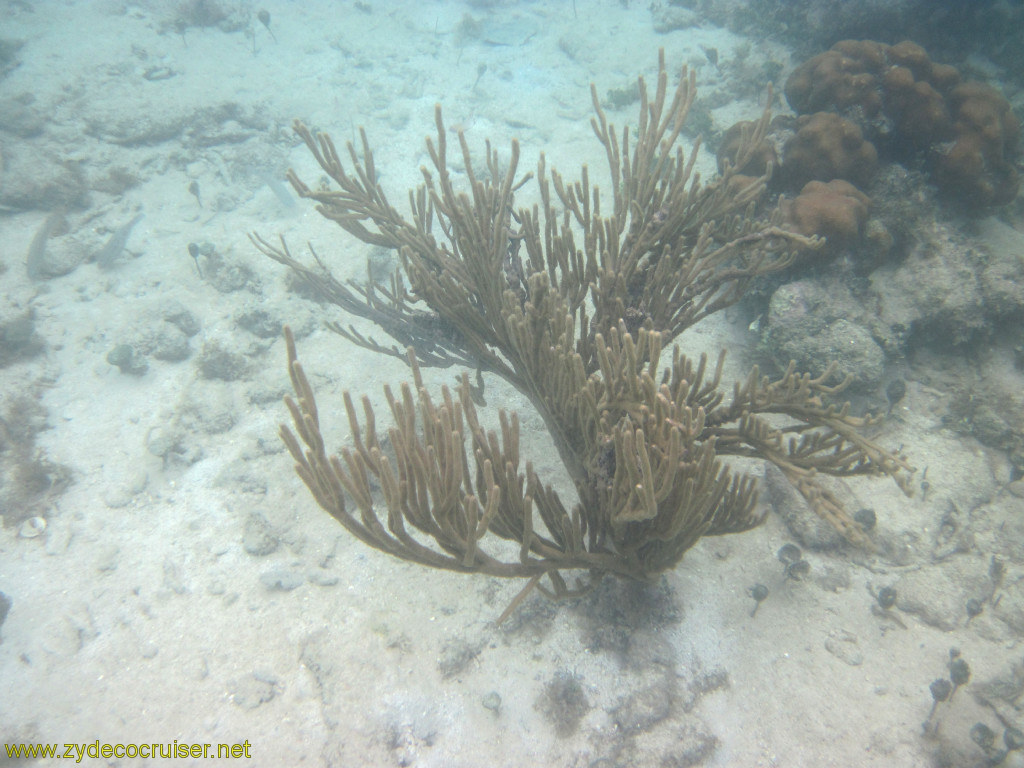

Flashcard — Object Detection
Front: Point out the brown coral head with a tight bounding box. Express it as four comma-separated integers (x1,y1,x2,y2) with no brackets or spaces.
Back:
781,112,878,189
784,38,1020,209
886,41,933,82
933,81,1021,206
784,41,887,117
949,82,1021,151
883,71,952,147
934,133,1020,208
783,179,871,246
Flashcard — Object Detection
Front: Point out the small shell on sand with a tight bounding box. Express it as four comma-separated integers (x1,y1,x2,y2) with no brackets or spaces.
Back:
19,516,47,538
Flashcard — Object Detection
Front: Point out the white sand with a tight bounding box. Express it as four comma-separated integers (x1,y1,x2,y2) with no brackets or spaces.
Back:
1,1,1020,766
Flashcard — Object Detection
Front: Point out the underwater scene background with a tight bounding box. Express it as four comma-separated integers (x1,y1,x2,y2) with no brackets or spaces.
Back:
2,0,1024,766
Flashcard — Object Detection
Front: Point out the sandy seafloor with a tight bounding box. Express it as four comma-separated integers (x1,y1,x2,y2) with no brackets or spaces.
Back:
2,1,1024,766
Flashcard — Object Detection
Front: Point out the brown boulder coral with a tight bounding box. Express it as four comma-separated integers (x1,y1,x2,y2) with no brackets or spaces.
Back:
784,40,889,118
782,112,878,189
934,82,1021,206
784,39,1020,207
783,180,871,245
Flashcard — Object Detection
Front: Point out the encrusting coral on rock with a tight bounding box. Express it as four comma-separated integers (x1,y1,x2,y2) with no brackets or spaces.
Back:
254,52,914,618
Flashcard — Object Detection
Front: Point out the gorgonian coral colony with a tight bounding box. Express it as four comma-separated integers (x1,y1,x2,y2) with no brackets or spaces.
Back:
255,52,913,617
